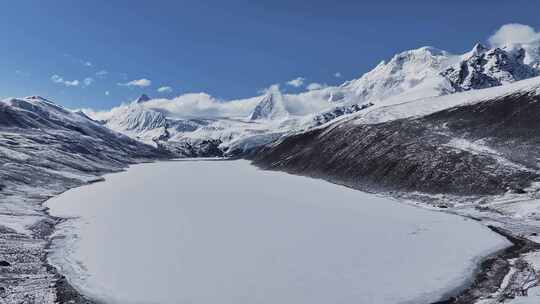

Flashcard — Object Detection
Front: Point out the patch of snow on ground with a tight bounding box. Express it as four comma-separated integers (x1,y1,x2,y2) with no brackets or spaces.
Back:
444,138,531,171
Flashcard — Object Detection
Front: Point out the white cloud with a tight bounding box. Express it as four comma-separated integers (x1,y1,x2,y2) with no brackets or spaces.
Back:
86,93,258,121
264,84,280,93
118,78,152,87
81,108,109,121
96,70,108,77
105,91,110,96
65,80,80,86
488,23,540,47
51,74,80,87
63,54,94,68
51,75,92,88
286,77,305,88
334,72,342,78
87,84,338,121
284,88,336,115
15,70,30,77
306,83,326,91
83,77,94,87
144,93,258,118
157,86,173,93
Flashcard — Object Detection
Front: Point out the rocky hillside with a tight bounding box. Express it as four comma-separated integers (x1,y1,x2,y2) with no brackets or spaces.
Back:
441,43,538,92
252,77,540,196
0,96,165,303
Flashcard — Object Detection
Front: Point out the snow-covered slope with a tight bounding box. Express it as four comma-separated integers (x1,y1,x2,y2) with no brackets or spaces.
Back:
106,103,168,134
0,95,163,303
249,86,288,120
94,42,540,158
254,75,540,196
350,75,540,125
96,94,304,157
6,31,540,304
336,43,540,108
339,46,457,104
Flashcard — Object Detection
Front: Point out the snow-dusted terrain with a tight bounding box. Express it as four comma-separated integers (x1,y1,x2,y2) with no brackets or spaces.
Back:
0,96,162,302
46,160,509,304
3,31,540,303
85,42,540,158
252,59,540,303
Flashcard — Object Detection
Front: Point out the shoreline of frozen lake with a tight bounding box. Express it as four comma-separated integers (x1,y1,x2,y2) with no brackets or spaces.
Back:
46,159,510,304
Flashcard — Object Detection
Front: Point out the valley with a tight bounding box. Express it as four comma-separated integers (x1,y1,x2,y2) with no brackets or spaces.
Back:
2,39,540,303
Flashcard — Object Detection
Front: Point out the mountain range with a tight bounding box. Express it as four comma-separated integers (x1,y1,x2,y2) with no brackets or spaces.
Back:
3,40,540,303
84,42,540,160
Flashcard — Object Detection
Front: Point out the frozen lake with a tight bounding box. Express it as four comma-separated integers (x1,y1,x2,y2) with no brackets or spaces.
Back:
46,160,509,304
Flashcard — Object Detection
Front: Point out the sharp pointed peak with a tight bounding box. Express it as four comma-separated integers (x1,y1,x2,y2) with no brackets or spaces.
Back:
471,42,488,54
135,94,151,104
249,86,287,121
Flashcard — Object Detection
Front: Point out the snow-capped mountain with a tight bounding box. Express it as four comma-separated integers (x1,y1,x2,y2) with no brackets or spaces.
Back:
92,42,540,159
0,96,159,156
338,46,456,104
334,43,540,106
441,43,538,91
254,75,540,196
249,87,288,120
106,101,168,134
135,94,151,104
102,95,206,140
250,74,540,303
6,32,540,304
0,95,164,303
510,42,540,70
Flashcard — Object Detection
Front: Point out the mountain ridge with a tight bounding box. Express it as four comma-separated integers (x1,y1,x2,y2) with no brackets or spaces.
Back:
91,42,540,159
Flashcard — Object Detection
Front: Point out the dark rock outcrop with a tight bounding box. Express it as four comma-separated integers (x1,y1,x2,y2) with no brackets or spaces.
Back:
441,44,538,92
135,94,151,104
311,103,373,126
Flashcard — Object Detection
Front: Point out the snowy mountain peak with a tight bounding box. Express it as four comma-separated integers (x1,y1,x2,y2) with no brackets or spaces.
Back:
249,86,288,120
494,42,540,71
24,95,55,103
7,96,73,117
441,44,538,92
90,40,540,159
106,104,167,134
135,94,151,104
339,46,455,105
386,46,451,66
406,46,448,57
469,43,489,57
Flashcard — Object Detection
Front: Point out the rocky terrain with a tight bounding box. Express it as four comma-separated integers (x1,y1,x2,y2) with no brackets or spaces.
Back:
4,40,540,303
0,96,164,303
252,89,540,196
88,43,540,161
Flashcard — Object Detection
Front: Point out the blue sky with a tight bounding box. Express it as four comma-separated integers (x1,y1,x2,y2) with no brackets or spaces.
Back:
1,0,540,109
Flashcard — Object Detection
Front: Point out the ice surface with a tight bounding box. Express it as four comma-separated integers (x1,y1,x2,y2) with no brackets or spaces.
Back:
46,160,510,304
